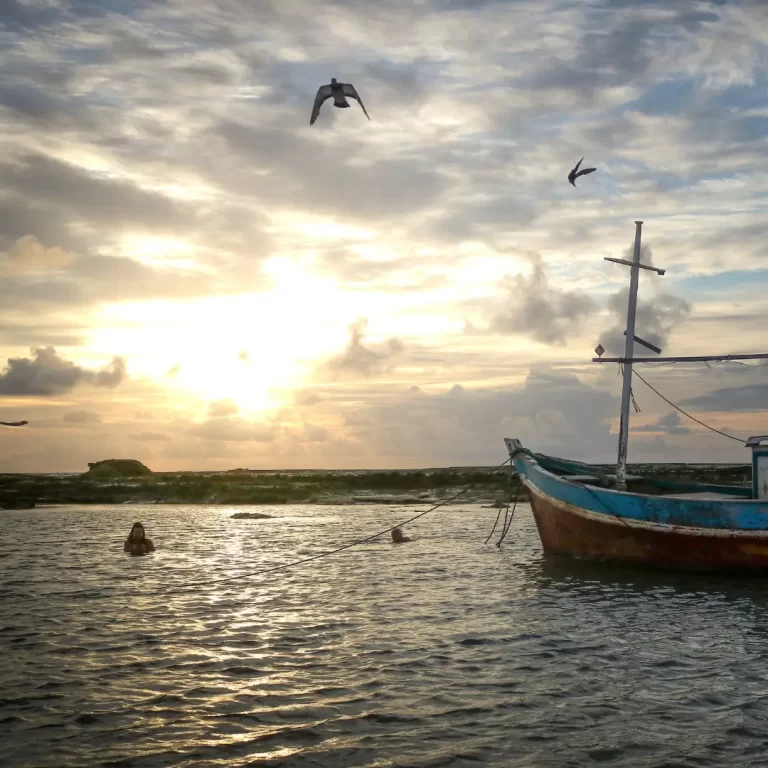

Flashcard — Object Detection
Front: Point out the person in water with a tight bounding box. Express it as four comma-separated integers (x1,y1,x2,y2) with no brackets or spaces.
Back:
391,526,412,543
124,522,155,555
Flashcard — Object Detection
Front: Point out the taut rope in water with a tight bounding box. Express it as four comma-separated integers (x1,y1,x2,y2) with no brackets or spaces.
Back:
496,487,520,547
177,457,513,591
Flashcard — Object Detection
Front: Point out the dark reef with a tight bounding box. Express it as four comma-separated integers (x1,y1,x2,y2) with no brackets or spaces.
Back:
0,461,753,508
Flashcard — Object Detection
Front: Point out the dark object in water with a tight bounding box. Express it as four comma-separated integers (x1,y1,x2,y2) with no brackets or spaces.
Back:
391,526,412,543
231,512,273,519
124,522,155,555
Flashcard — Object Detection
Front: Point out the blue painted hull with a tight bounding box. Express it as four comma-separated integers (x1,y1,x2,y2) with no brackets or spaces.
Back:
508,447,768,570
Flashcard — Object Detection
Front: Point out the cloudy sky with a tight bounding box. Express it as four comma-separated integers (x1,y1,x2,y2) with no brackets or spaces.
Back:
0,0,766,472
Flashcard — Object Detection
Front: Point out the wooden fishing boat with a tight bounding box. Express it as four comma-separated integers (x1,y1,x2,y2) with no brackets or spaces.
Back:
505,221,768,570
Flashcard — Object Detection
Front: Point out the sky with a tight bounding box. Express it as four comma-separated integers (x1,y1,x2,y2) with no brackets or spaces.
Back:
0,0,767,472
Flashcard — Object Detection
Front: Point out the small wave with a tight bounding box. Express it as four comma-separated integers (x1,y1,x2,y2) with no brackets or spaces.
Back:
360,711,422,724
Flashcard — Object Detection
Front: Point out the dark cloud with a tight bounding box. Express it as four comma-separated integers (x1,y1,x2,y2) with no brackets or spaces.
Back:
598,242,691,354
0,0,61,31
173,62,235,85
0,347,126,396
362,57,437,105
0,319,85,347
0,84,87,129
634,411,691,436
213,123,449,220
326,319,404,378
599,288,691,356
487,256,595,345
94,357,126,387
515,8,721,99
682,383,768,413
110,31,167,62
62,409,103,424
339,367,618,464
0,153,192,233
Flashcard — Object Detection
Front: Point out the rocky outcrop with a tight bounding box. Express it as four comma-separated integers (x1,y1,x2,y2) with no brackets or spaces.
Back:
0,496,35,509
86,459,152,478
231,512,273,519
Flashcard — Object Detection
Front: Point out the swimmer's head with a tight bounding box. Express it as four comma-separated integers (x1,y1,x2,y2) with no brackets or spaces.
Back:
391,527,404,542
130,522,145,540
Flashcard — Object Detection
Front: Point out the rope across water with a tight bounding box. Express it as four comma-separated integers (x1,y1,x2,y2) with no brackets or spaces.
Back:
33,457,514,601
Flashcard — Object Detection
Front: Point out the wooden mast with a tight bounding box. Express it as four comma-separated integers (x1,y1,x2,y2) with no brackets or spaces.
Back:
596,222,766,487
615,222,645,490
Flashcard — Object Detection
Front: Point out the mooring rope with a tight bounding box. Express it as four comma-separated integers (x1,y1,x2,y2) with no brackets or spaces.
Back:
184,456,512,589
483,502,505,545
496,490,519,547
31,458,514,600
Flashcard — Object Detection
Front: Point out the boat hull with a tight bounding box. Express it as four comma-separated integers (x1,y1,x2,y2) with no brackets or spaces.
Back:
524,480,768,570
505,440,768,571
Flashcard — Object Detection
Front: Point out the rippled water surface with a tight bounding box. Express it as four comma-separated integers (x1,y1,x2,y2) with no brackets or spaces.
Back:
4,502,768,767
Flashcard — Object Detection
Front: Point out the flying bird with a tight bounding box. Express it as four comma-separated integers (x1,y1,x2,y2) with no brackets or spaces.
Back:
0,420,27,427
568,157,597,186
310,78,370,126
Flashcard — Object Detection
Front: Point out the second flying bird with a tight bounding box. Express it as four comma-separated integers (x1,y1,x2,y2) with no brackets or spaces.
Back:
310,78,370,126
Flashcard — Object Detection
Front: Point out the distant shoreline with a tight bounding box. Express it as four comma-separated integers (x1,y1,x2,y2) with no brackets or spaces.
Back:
0,463,750,510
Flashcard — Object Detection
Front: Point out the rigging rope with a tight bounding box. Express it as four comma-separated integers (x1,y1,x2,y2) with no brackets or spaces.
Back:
631,368,744,443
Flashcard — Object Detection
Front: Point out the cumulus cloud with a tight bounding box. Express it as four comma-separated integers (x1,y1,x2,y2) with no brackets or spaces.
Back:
338,367,618,464
326,319,404,378
0,347,127,396
599,289,691,356
487,256,595,345
2,235,76,274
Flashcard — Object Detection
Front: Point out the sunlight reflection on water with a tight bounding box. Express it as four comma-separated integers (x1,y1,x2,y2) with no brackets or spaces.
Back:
3,502,768,767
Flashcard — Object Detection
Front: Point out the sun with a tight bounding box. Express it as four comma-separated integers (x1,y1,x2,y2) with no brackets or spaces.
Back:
88,257,356,414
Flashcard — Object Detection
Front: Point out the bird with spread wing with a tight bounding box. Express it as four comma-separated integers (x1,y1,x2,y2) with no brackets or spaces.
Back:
568,157,597,186
310,78,370,126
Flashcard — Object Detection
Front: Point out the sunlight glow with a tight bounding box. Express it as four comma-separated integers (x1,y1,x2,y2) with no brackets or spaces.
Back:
268,211,376,240
89,260,357,414
120,237,211,272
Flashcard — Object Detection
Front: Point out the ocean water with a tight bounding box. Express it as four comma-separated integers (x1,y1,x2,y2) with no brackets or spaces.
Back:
3,502,768,767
